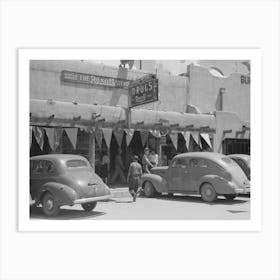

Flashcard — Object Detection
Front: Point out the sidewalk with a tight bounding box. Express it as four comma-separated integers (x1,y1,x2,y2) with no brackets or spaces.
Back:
108,184,131,199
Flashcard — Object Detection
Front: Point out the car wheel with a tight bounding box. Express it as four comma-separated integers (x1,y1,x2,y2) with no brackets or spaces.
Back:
42,192,60,217
200,183,217,202
167,193,174,197
144,181,157,198
81,202,97,211
224,194,237,200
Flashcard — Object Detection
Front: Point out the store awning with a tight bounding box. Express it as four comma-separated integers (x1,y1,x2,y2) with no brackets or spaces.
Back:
130,108,216,131
30,99,127,128
30,99,216,132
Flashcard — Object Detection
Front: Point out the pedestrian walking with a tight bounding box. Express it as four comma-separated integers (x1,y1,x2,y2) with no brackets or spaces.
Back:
142,147,154,173
127,155,142,202
111,148,126,184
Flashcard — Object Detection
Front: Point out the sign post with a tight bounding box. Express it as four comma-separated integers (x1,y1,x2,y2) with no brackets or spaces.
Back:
127,74,159,128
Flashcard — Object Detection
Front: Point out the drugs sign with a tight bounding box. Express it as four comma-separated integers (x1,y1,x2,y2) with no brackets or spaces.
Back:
129,75,158,108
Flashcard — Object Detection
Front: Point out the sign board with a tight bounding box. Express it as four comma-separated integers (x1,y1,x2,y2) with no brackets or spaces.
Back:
128,75,158,108
61,70,130,89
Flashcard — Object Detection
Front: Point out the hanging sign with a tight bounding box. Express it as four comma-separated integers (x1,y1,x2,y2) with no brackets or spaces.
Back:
124,129,135,146
114,129,123,147
45,127,55,151
200,133,212,148
140,130,149,147
34,126,45,150
65,128,78,149
102,128,112,148
54,128,63,151
170,133,178,150
95,128,103,148
61,70,130,89
183,131,191,150
129,74,158,108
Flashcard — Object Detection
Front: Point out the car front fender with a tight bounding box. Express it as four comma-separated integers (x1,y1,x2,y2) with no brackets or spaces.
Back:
141,173,168,193
198,175,235,195
39,182,78,206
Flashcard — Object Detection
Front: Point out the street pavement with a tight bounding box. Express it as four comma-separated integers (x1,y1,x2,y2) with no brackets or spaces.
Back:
30,189,250,220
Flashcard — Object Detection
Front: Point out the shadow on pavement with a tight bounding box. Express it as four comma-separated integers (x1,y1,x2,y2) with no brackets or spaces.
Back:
227,210,248,214
30,206,106,220
153,194,249,205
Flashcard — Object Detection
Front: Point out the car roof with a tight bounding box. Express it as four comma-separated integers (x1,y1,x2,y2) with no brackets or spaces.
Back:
30,154,87,162
174,152,226,161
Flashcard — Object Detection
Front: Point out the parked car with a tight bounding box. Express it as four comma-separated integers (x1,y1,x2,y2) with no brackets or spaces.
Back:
30,154,111,216
141,152,250,202
227,154,250,180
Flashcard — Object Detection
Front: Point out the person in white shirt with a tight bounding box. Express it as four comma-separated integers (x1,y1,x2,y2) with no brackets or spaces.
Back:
149,149,159,167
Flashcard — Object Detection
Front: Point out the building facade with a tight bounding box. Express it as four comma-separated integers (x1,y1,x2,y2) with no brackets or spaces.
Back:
30,60,250,185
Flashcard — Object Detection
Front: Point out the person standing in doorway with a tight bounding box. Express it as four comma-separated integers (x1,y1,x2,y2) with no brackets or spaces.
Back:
127,155,142,202
100,152,109,184
142,147,154,173
111,148,126,185
149,149,158,168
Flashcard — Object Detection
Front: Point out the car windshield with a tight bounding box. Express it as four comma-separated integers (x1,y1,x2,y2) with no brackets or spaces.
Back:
66,159,88,168
222,157,234,164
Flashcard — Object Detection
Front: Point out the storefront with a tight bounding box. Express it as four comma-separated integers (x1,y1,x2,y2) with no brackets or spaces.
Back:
30,98,216,185
29,60,250,186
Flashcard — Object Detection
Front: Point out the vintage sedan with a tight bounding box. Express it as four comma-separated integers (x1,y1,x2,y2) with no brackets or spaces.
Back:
227,154,250,180
30,154,111,216
141,152,250,202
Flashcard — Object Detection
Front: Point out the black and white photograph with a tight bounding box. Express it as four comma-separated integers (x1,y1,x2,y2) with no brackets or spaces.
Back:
28,59,251,221
1,1,280,280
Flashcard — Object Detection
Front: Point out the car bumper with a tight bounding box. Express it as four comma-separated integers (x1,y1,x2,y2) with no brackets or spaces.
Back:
74,194,112,204
235,186,250,194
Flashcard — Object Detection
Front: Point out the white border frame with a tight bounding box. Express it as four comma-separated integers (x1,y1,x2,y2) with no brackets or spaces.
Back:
18,48,262,232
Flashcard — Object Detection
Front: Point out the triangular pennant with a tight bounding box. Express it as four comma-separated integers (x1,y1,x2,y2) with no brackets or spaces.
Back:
30,126,33,148
54,128,63,151
140,130,149,147
170,133,178,150
149,129,161,138
114,129,123,147
65,128,78,149
95,128,103,148
102,128,112,148
124,129,135,147
191,131,200,147
200,133,212,148
45,127,55,151
183,131,190,150
34,126,44,150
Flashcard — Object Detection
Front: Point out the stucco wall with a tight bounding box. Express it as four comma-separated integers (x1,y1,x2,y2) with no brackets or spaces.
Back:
188,65,250,122
30,60,189,113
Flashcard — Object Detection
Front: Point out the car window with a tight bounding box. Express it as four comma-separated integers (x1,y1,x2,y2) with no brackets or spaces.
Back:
189,158,199,167
45,160,56,174
172,158,188,168
66,159,88,168
197,159,208,168
31,160,44,174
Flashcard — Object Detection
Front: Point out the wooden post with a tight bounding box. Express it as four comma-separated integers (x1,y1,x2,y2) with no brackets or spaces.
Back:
89,130,95,172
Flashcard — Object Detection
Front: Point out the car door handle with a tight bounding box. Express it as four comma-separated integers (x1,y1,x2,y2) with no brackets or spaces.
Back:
183,171,189,174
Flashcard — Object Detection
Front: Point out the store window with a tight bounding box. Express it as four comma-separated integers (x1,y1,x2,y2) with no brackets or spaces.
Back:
223,138,250,155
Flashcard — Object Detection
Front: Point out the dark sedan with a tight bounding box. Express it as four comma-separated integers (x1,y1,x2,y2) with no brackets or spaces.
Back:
30,154,111,216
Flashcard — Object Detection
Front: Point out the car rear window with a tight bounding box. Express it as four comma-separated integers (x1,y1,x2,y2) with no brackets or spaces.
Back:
66,159,88,168
222,157,234,164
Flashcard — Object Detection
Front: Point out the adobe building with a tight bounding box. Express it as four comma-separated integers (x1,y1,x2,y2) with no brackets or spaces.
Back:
29,60,250,184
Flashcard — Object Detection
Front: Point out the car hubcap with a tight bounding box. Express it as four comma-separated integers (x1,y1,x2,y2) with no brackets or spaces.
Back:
46,199,54,210
206,189,212,196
